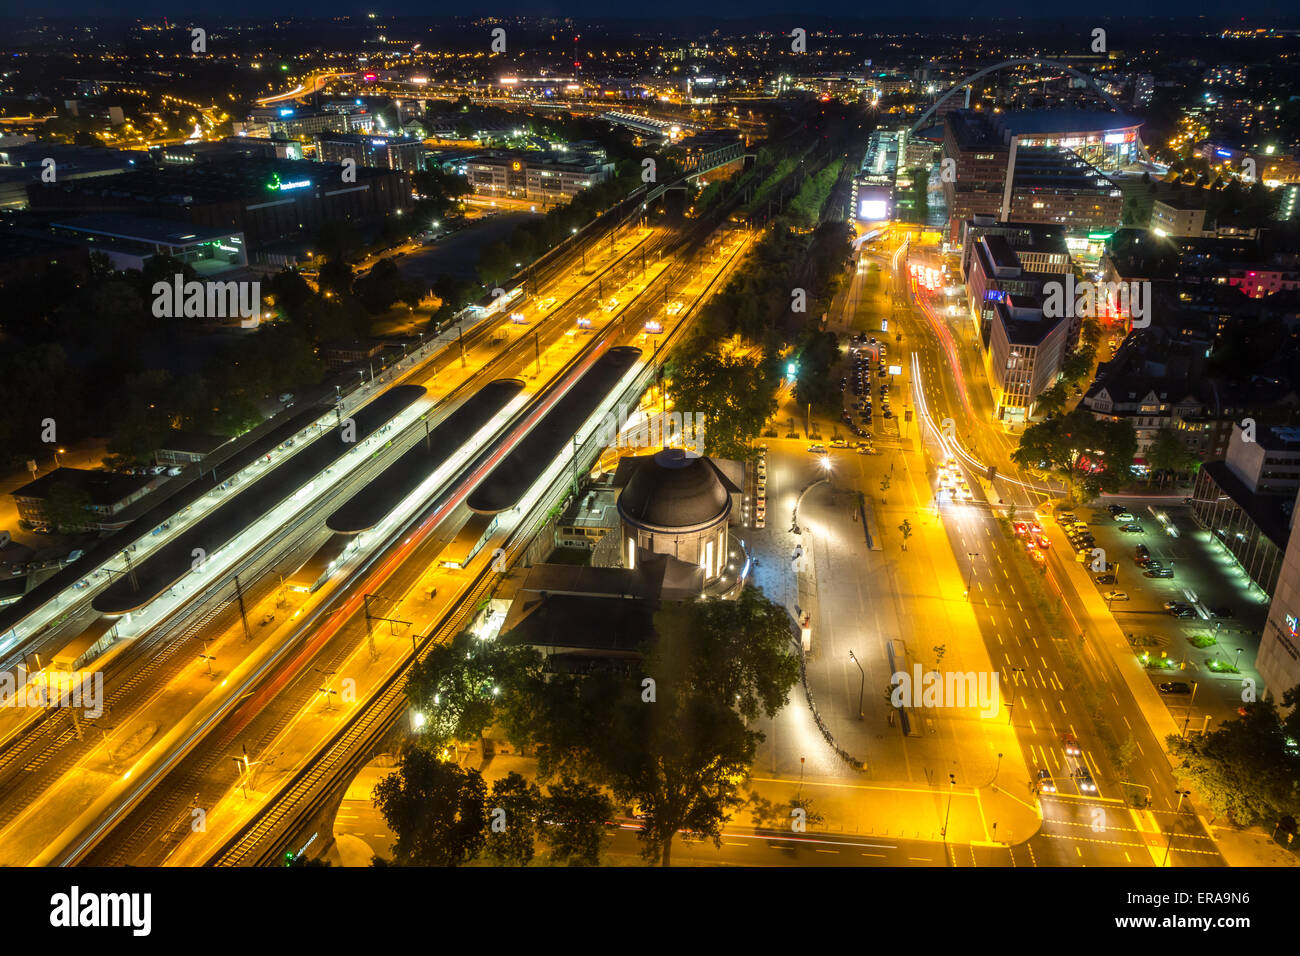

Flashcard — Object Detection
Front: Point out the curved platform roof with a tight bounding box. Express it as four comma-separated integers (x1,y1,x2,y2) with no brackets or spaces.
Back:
92,385,425,615
467,346,641,515
326,378,524,534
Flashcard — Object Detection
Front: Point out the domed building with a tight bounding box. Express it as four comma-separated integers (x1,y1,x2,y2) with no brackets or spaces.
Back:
614,448,741,586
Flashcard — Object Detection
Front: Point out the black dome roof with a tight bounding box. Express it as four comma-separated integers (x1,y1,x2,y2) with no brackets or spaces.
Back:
618,449,730,530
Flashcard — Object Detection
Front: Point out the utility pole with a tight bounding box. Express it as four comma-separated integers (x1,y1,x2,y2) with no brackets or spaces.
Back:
459,323,467,368
233,574,252,642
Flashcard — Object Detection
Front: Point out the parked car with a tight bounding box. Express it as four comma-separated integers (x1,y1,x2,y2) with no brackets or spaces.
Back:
1114,512,1135,522
1210,606,1235,618
1094,574,1116,585
1144,568,1174,578
1119,524,1144,533
1159,681,1192,694
1103,590,1128,602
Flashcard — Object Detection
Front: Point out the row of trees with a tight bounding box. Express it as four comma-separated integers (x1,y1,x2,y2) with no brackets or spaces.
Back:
376,587,800,866
373,760,614,867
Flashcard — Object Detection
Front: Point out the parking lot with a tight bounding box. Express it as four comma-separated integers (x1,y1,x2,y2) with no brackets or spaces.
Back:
1046,499,1271,731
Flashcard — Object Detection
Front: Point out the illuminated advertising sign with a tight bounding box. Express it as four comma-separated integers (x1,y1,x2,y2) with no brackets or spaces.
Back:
267,174,312,192
1287,613,1299,639
370,139,387,146
1216,149,1233,158
363,73,378,82
984,289,1006,302
859,198,888,220
1104,132,1127,145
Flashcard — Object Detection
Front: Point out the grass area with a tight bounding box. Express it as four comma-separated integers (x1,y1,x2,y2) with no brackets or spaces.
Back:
1187,633,1218,649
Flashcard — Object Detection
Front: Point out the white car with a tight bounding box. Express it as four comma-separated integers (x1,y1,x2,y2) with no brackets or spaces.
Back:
1103,590,1129,602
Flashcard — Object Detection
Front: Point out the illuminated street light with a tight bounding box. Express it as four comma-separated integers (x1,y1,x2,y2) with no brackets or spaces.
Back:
965,552,981,599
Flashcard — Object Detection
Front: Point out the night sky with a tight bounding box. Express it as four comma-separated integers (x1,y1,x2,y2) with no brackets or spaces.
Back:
23,1,1300,22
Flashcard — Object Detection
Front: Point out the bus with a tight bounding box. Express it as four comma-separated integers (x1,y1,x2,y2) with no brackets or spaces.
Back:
440,513,499,570
50,618,120,672
285,534,357,594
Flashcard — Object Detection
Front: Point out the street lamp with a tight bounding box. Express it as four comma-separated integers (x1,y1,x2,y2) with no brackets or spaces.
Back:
1162,788,1192,867
941,773,956,843
965,552,980,599
848,650,864,719
1181,680,1200,737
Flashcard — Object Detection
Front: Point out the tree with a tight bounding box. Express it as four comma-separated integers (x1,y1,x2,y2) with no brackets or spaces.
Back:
1035,381,1069,418
318,259,354,299
1012,408,1136,499
371,746,488,866
539,777,614,866
648,587,801,723
1165,689,1300,826
405,630,512,752
665,345,779,460
41,483,93,533
484,771,541,866
898,518,912,551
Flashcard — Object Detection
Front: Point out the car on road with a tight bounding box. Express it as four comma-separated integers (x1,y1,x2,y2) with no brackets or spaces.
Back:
1169,606,1195,618
1119,524,1144,533
883,409,893,419
1104,590,1128,602
1114,511,1135,522
1031,549,1046,564
830,439,848,448
1210,606,1235,618
1145,568,1174,578
1036,768,1056,793
1013,521,1028,536
1159,681,1192,694
1076,767,1098,794
1094,573,1116,585
1061,733,1081,756
807,444,826,454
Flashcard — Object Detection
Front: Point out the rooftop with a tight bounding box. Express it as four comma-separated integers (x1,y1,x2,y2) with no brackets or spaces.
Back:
13,468,150,506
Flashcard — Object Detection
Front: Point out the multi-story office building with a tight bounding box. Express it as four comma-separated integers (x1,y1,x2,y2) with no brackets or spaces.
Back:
465,150,614,203
1003,146,1122,235
1150,196,1209,238
942,111,1009,238
941,109,1143,238
1191,424,1300,597
316,133,426,172
963,231,1068,345
1259,486,1300,701
985,293,1069,422
27,158,412,249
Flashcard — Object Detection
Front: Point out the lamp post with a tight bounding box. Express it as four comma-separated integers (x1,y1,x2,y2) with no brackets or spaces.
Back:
848,650,864,719
1162,788,1191,867
1181,680,1200,737
965,552,980,600
941,773,956,843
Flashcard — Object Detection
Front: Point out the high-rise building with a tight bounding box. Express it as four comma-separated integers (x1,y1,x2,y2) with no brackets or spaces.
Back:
1259,486,1300,702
